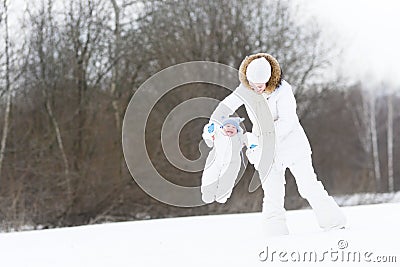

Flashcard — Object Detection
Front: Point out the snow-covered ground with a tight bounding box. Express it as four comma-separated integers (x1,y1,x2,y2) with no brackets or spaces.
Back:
334,191,400,206
0,203,399,267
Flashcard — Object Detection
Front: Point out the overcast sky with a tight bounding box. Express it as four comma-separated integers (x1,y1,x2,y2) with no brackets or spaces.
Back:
297,0,400,89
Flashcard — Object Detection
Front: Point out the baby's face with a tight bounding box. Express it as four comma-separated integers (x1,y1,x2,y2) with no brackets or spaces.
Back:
223,123,238,137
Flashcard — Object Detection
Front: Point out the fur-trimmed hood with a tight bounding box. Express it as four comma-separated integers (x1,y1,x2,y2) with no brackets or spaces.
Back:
238,53,282,94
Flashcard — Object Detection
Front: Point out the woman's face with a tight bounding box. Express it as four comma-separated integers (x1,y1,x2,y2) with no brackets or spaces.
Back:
250,82,266,94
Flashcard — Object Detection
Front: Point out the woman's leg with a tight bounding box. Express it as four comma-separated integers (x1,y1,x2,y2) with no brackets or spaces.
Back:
289,156,346,230
259,163,289,236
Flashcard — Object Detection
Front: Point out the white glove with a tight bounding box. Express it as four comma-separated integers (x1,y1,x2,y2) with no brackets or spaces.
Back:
245,132,261,168
246,144,260,165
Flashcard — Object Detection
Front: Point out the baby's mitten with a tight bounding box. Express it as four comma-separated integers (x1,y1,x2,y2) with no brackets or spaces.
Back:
202,122,216,147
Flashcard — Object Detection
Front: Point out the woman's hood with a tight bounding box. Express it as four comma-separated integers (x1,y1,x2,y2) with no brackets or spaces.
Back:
238,53,282,94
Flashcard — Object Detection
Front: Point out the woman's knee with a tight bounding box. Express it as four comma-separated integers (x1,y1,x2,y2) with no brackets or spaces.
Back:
290,158,330,199
297,179,325,199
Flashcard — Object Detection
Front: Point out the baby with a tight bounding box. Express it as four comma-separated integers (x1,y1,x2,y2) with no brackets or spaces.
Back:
201,117,259,203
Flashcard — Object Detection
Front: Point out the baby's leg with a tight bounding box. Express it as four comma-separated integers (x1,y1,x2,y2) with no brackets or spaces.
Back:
215,159,241,203
201,151,220,203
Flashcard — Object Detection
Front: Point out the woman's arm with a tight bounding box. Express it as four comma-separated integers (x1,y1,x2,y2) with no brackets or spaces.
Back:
209,88,244,126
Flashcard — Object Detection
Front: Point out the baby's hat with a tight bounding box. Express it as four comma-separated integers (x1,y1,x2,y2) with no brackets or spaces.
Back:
221,117,245,132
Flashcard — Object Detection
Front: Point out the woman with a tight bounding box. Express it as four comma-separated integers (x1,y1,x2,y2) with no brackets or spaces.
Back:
206,53,346,237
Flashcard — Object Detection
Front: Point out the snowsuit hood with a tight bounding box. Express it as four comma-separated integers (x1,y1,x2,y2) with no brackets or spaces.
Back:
238,53,282,94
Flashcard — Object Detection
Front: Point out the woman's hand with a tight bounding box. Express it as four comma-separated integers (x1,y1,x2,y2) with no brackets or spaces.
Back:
246,144,260,164
244,132,261,168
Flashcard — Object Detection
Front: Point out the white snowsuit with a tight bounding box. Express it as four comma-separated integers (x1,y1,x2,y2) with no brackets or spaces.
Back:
208,53,346,236
201,124,249,203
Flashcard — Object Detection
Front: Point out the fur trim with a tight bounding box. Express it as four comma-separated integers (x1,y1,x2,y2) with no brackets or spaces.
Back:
238,53,282,93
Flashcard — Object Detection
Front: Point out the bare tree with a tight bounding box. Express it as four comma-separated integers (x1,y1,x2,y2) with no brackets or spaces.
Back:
110,0,121,131
345,84,378,191
369,90,381,192
387,89,394,192
31,0,71,196
0,0,30,229
250,0,340,117
0,0,11,181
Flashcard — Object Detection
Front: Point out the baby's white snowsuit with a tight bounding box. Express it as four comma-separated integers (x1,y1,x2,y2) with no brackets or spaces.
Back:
201,123,255,203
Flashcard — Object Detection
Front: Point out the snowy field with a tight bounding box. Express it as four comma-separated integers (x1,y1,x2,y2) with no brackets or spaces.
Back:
0,203,399,267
